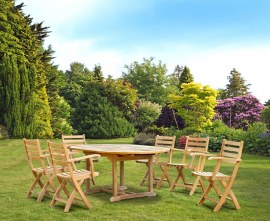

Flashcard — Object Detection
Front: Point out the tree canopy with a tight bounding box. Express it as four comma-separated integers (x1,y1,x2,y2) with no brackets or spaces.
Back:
122,57,168,105
169,82,218,132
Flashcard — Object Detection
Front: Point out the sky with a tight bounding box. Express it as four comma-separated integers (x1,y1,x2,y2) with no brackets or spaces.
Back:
16,0,270,103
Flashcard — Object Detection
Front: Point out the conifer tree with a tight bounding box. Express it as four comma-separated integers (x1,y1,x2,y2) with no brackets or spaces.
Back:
225,68,250,98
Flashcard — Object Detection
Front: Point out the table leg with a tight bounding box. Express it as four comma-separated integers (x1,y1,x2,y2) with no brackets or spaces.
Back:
148,155,154,192
120,161,124,187
85,157,91,193
112,159,118,197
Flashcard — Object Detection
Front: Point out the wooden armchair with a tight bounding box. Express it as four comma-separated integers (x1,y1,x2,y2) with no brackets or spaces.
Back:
62,134,86,157
192,139,244,212
156,136,209,195
47,141,100,212
23,138,61,202
62,134,98,185
136,135,176,186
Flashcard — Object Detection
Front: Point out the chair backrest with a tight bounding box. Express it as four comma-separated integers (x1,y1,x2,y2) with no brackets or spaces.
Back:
62,134,86,146
182,136,210,170
23,138,48,171
219,139,244,162
155,135,176,163
47,141,76,174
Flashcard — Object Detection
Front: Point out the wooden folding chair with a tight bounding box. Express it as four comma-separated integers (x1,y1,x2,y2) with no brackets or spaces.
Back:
62,134,98,185
156,136,209,195
62,134,86,158
136,135,176,186
192,139,244,212
23,138,61,202
47,141,100,212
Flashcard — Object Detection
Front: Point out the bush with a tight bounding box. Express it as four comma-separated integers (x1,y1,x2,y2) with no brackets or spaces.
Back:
261,105,270,130
215,95,264,130
73,82,136,138
133,99,161,132
155,106,185,130
243,122,268,153
133,133,155,145
0,125,9,139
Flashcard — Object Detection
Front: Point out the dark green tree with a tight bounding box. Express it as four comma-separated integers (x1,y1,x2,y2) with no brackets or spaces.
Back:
122,57,168,105
225,68,250,98
73,82,136,138
0,1,53,138
179,66,194,89
60,62,94,108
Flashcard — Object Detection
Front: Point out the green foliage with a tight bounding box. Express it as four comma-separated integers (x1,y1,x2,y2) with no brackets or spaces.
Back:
49,96,73,138
104,78,137,120
244,122,268,153
179,66,194,89
46,64,73,137
133,99,161,132
133,132,156,145
203,120,246,152
0,1,54,138
60,62,95,108
73,82,136,138
224,68,250,98
169,82,218,132
0,125,9,139
122,57,169,105
261,105,270,130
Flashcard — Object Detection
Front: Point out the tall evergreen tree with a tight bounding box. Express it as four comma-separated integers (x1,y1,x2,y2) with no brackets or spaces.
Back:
179,66,194,89
0,1,53,138
225,68,250,98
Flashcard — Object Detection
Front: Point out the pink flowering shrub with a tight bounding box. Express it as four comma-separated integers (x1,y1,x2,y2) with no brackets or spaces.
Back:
215,95,265,130
178,135,186,149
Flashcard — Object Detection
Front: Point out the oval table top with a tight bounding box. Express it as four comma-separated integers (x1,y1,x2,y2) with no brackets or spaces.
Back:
70,144,169,155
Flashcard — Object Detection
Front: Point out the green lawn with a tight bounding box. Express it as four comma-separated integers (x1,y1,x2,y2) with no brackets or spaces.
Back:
0,139,269,221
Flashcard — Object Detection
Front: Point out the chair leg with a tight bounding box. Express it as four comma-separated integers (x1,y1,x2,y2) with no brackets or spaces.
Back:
26,173,43,198
170,166,182,191
189,176,201,196
198,182,212,206
214,180,240,212
37,175,57,202
170,166,186,191
156,165,170,189
51,179,68,207
75,180,92,209
140,165,149,186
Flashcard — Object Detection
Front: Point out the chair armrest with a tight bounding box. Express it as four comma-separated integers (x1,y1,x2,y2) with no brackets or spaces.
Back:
68,154,101,162
208,156,224,160
190,152,208,156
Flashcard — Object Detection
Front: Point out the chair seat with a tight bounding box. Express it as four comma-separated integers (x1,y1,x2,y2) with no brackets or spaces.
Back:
33,165,63,174
57,169,99,179
167,162,188,167
193,171,230,180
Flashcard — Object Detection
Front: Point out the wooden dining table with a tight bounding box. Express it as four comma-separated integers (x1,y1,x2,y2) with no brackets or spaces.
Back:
70,144,169,202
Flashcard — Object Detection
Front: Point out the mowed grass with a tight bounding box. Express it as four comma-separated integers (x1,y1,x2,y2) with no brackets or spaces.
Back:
0,139,269,221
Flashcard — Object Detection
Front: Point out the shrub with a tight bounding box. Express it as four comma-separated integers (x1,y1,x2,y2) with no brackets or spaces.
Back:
215,95,264,130
73,82,136,138
0,125,9,139
133,133,155,145
243,122,268,153
261,105,270,130
155,106,185,130
133,99,161,132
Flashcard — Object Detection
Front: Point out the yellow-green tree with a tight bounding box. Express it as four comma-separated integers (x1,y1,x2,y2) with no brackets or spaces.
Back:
169,82,218,132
